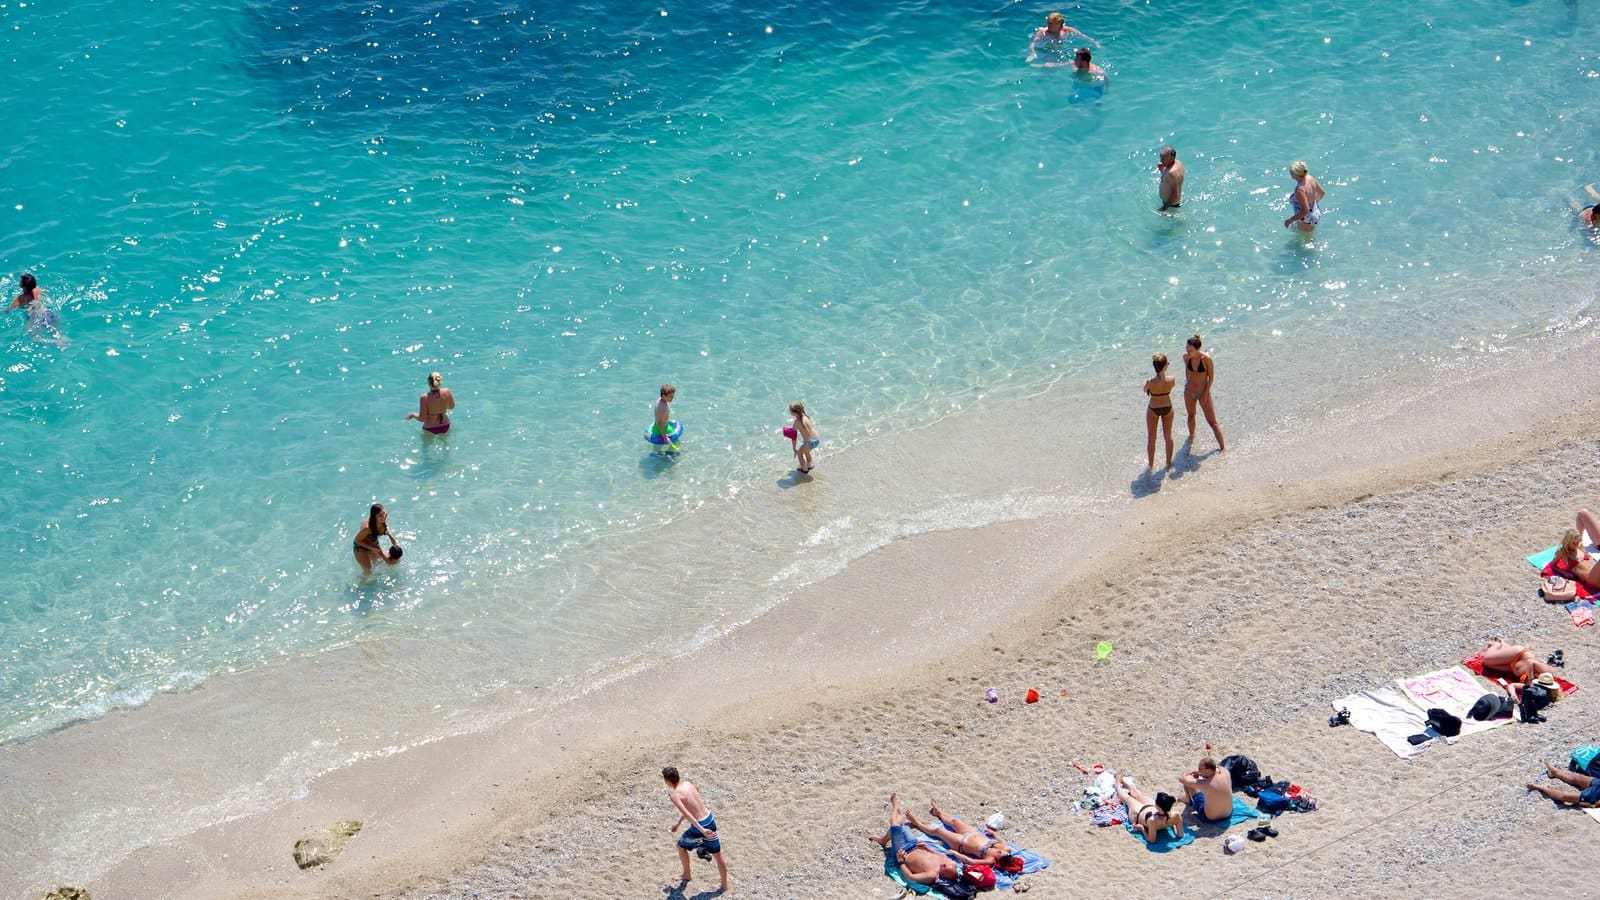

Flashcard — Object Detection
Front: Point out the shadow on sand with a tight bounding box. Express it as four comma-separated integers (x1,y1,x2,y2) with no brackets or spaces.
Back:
663,880,725,900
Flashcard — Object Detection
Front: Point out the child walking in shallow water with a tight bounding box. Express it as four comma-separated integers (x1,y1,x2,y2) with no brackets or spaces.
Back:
790,402,819,474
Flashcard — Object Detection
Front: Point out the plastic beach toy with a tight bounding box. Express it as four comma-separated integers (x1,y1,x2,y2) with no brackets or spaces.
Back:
984,688,999,703
781,426,797,440
1025,688,1040,704
1095,641,1113,661
646,419,683,446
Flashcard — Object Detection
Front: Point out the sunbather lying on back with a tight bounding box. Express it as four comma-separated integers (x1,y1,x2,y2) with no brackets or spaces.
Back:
1115,772,1183,841
1178,757,1233,821
904,797,1022,870
1527,760,1600,807
868,793,959,886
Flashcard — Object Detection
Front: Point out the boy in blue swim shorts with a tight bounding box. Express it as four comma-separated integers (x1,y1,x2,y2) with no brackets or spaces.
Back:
664,765,729,891
1527,759,1600,807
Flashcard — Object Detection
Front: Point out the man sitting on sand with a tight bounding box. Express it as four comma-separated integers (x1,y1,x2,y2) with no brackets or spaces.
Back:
868,793,960,886
1178,757,1233,821
1527,760,1600,807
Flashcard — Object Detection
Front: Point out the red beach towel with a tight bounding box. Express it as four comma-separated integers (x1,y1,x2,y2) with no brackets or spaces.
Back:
1459,652,1578,695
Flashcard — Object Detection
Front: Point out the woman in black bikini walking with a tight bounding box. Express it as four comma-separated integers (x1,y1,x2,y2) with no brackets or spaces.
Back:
1182,334,1226,452
1144,353,1176,470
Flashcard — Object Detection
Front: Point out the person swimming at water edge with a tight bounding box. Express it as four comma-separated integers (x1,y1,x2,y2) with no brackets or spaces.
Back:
1027,11,1098,64
1284,160,1325,233
404,371,455,434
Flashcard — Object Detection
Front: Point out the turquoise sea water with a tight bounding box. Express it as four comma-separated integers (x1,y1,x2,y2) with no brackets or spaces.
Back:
5,0,1600,877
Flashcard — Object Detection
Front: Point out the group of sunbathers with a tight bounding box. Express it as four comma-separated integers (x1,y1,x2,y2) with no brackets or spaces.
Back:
869,793,1025,889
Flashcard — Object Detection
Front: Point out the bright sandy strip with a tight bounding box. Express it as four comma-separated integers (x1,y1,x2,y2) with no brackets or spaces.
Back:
77,326,1600,900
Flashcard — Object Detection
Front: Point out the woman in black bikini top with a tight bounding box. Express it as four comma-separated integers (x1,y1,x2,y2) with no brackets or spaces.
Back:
1181,334,1227,452
1115,772,1182,842
1144,353,1176,470
352,503,400,573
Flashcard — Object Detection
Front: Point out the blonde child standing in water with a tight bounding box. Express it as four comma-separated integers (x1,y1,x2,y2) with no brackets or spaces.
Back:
790,402,819,474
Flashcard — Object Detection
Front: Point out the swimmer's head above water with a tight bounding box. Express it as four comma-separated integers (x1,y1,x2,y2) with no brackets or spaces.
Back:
659,384,675,400
428,371,443,390
1152,353,1168,373
19,273,36,291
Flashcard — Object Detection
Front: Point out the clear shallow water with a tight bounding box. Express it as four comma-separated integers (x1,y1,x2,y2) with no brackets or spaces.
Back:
3,0,1600,874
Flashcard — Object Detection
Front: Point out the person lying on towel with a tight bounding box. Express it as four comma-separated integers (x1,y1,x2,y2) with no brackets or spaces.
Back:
1544,528,1600,594
1480,640,1561,686
1115,771,1184,841
869,793,959,885
1527,760,1600,808
1178,757,1233,822
903,797,1023,871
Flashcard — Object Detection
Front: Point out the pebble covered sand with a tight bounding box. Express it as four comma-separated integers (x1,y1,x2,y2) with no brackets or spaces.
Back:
363,431,1600,899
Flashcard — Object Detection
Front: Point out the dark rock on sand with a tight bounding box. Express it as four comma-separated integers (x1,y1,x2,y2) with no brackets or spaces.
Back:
293,819,364,869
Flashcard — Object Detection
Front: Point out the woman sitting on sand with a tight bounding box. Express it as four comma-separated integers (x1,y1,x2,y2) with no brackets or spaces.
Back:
1543,528,1600,592
1115,772,1182,842
905,798,1021,871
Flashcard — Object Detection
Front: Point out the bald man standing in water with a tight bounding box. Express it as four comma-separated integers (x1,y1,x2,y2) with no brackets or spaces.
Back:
1158,146,1185,212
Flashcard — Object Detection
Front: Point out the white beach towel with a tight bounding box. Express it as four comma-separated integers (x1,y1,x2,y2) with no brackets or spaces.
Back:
1587,807,1600,826
1333,687,1432,759
1396,666,1512,738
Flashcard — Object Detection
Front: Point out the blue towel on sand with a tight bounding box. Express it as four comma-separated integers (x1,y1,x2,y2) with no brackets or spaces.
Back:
884,849,943,897
993,849,1049,890
1123,816,1196,852
1216,796,1260,829
1529,537,1599,570
882,824,1051,893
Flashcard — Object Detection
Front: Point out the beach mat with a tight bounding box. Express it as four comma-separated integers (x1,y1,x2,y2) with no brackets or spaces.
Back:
884,848,944,898
1588,807,1600,827
1397,666,1511,737
1123,815,1195,852
1460,653,1579,696
1334,687,1431,759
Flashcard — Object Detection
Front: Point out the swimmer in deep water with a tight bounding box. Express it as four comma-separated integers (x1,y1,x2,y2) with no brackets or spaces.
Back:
652,384,679,450
10,272,67,346
10,272,42,311
352,503,401,574
789,401,819,474
1071,46,1106,78
1284,160,1325,233
404,371,455,434
1569,183,1600,226
1027,12,1098,64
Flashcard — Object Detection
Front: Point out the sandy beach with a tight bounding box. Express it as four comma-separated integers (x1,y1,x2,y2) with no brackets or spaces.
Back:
56,324,1600,900
364,427,1600,900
